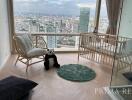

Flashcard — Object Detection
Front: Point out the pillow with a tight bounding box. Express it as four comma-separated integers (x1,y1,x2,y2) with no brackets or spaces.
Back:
0,76,38,100
123,72,132,81
16,34,33,54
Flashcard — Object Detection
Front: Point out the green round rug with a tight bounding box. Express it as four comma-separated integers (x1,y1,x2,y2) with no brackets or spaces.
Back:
57,64,96,82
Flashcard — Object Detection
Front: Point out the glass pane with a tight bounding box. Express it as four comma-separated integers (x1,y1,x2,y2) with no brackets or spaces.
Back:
13,0,97,33
13,0,96,50
110,37,132,100
46,36,79,49
98,0,108,33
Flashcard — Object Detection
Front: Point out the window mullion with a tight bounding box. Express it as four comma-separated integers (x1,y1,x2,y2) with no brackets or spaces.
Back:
94,0,102,33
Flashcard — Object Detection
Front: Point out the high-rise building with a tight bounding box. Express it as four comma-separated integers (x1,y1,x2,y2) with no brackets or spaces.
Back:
29,19,40,33
79,7,90,33
72,19,79,33
46,25,57,48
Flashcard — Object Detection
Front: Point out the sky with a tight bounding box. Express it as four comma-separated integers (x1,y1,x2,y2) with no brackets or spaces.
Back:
13,0,107,17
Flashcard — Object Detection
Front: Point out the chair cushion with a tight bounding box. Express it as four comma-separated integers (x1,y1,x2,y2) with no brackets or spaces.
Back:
16,34,33,54
0,76,38,100
27,48,47,58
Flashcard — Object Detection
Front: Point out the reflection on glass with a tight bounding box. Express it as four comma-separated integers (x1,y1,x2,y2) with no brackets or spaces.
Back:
110,37,132,100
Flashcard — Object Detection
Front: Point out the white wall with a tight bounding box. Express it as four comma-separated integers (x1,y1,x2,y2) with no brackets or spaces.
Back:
0,0,11,68
119,0,132,37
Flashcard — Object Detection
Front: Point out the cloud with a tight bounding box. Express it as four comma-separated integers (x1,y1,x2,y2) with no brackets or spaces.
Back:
47,1,63,5
46,0,73,5
14,0,38,2
14,0,105,16
77,3,96,9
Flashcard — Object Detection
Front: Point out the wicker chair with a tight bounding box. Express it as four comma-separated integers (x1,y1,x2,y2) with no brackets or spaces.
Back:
14,34,48,72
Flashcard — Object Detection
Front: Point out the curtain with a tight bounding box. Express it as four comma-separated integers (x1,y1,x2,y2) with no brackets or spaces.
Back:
106,0,121,35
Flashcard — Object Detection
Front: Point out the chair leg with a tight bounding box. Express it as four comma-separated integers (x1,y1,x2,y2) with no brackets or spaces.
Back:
15,55,20,66
26,59,30,73
30,58,32,64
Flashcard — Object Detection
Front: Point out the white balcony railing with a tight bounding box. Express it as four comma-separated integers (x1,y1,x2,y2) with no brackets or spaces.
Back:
16,32,80,51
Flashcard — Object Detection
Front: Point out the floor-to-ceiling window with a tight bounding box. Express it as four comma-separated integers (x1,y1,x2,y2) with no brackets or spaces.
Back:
109,0,132,99
12,0,108,50
13,0,98,33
